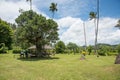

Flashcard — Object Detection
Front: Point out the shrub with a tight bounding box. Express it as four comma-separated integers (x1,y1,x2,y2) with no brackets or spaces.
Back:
0,43,8,53
107,52,118,56
13,49,21,54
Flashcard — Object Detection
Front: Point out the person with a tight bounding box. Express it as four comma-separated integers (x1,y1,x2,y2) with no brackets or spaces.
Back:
80,50,86,60
25,50,28,58
20,50,24,58
82,50,86,56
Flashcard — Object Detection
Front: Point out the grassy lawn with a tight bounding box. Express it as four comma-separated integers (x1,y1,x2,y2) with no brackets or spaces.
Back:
0,53,120,80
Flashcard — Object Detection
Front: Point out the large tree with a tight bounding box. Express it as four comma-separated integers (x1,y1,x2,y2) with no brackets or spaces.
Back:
0,19,13,49
15,10,59,57
49,2,58,18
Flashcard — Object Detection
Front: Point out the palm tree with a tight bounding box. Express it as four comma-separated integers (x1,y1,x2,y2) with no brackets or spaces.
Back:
89,0,99,57
49,2,58,53
115,19,120,29
89,11,97,55
49,2,58,19
89,11,97,38
26,0,32,10
19,8,24,13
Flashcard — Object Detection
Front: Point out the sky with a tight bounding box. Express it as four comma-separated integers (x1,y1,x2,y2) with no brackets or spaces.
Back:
0,0,120,46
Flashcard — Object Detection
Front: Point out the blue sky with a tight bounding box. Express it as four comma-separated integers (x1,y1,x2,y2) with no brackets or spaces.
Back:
35,0,120,20
0,0,120,45
100,0,120,18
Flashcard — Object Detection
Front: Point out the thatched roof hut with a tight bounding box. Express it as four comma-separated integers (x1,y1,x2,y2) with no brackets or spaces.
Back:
28,45,53,50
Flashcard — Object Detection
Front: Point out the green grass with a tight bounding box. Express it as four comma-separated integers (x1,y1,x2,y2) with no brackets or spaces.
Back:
0,53,120,80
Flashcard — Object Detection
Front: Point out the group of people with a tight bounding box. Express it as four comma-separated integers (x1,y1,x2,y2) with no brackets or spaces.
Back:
20,50,28,58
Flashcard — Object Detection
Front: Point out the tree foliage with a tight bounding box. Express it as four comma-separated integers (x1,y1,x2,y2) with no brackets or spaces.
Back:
0,19,13,49
15,10,59,56
89,12,97,20
67,42,79,54
87,45,93,55
55,41,65,53
115,19,120,29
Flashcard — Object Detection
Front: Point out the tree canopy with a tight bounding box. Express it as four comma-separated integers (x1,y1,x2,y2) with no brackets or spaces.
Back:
55,41,65,53
15,10,59,57
0,19,13,49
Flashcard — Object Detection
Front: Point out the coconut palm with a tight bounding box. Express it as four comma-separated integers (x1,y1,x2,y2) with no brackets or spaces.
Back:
49,2,58,53
89,11,97,55
89,11,97,37
89,0,99,57
26,0,32,10
49,2,58,19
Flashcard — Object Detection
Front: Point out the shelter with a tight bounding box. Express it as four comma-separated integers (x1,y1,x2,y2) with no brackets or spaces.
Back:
28,45,53,50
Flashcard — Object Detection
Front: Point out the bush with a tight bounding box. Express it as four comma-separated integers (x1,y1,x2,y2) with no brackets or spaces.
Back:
0,43,8,53
0,49,7,53
98,49,106,56
13,49,21,54
107,52,118,56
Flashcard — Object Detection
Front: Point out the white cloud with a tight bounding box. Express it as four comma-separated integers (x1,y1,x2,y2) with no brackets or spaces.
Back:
57,17,120,45
0,0,48,23
57,16,80,28
0,1,29,23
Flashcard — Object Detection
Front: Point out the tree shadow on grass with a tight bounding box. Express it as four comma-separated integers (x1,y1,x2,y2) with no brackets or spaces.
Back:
17,56,60,61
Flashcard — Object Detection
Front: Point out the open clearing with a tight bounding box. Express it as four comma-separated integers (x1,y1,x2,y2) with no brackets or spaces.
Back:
0,53,120,80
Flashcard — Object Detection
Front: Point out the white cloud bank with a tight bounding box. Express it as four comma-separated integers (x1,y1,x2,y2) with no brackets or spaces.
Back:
57,17,120,45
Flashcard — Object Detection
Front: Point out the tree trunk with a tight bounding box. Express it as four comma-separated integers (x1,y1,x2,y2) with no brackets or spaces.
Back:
95,0,99,57
30,0,32,10
83,22,87,53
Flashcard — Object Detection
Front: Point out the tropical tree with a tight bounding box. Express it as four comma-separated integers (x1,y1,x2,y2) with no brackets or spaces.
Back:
115,19,120,29
89,0,99,57
26,0,32,10
49,2,58,18
15,10,59,57
55,41,65,53
0,19,13,50
89,11,97,54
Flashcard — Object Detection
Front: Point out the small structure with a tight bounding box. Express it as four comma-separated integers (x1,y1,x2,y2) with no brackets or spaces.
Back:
28,45,53,57
28,45,53,50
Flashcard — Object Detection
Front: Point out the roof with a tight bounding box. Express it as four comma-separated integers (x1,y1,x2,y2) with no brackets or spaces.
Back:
28,45,53,50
